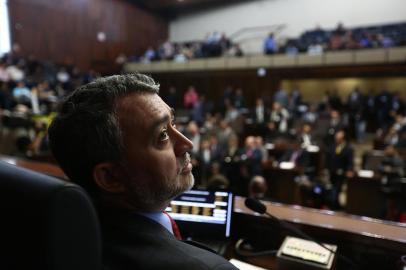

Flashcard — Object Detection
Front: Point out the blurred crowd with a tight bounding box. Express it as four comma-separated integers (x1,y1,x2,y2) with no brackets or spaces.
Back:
162,85,406,219
130,21,406,63
268,22,406,55
0,46,101,157
133,31,243,63
1,45,405,220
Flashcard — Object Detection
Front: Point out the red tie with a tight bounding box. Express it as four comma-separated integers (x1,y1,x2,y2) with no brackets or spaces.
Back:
163,212,182,240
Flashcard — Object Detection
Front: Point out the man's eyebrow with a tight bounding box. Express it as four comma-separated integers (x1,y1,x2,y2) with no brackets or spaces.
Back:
151,115,170,134
170,108,175,119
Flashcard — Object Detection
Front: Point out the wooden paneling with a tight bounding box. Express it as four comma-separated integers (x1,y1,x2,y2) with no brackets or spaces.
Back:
346,176,386,219
151,64,406,108
8,0,168,73
153,69,277,108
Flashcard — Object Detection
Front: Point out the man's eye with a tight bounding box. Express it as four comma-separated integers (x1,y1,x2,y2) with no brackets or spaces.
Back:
159,129,169,142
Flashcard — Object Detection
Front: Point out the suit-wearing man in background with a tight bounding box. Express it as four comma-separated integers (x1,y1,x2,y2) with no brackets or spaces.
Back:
325,130,354,209
279,141,310,169
48,74,238,270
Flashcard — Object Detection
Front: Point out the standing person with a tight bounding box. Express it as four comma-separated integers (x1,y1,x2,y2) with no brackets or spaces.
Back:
273,89,289,108
48,74,238,270
164,86,178,109
375,89,393,130
347,87,366,142
325,130,354,209
264,33,277,55
252,98,268,137
269,102,290,134
183,86,199,109
234,88,246,109
324,110,346,147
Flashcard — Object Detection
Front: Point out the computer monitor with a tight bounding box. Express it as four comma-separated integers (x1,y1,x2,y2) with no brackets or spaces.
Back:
165,190,233,239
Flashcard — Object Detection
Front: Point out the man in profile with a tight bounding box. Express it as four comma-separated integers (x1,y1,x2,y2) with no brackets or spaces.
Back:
48,74,237,270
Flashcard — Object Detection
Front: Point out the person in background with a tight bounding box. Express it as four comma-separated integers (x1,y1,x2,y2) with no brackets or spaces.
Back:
191,95,207,126
241,136,263,179
279,140,310,169
234,88,246,109
302,103,318,124
195,139,215,187
325,130,354,209
248,175,269,200
12,81,32,106
143,46,156,62
207,162,230,191
324,110,346,146
222,134,242,193
298,123,315,148
0,62,10,83
375,89,393,130
217,120,236,151
164,86,178,110
273,89,289,108
252,98,268,136
183,86,199,109
185,121,201,156
264,33,277,55
347,87,366,142
269,102,290,134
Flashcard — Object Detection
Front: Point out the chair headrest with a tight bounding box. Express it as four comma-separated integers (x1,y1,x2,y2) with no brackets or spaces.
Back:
0,161,102,270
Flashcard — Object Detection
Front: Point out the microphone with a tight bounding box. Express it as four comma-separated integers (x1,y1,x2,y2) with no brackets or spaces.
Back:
245,197,266,214
245,197,333,250
244,197,358,269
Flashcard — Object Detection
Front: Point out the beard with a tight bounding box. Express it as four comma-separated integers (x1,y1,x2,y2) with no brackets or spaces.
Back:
126,153,195,211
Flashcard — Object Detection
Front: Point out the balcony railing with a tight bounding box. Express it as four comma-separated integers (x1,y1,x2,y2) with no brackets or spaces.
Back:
124,47,406,73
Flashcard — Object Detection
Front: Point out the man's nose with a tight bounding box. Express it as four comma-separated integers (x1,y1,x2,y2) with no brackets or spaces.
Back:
172,129,193,156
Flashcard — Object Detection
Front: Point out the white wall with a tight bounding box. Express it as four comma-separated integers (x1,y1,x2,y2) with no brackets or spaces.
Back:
0,0,11,56
170,0,406,53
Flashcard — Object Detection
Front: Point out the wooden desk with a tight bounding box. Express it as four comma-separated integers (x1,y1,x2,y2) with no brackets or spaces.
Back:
346,175,386,219
233,196,406,269
0,155,67,180
266,142,323,175
263,165,301,205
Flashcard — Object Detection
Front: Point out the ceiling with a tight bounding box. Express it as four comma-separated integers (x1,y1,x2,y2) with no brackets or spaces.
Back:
130,0,253,18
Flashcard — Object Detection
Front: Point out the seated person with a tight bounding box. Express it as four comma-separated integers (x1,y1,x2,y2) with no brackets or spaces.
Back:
248,175,269,200
48,74,237,270
379,145,404,181
12,81,31,106
279,140,310,170
298,123,316,148
207,162,230,191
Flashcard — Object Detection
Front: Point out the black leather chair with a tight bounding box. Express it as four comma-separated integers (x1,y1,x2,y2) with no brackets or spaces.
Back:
0,161,101,270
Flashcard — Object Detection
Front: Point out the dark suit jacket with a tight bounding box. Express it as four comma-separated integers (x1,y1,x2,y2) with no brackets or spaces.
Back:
326,143,354,174
100,210,238,270
251,106,269,125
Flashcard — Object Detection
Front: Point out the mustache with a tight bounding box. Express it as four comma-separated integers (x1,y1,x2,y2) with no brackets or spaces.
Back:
179,152,191,171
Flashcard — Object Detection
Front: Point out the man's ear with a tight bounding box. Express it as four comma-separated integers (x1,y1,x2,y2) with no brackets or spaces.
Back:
93,163,125,193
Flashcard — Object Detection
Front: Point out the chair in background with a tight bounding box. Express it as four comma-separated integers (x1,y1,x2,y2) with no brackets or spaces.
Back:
0,161,101,270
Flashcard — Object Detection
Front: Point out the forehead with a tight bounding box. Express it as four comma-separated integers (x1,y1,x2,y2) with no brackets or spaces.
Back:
115,92,170,135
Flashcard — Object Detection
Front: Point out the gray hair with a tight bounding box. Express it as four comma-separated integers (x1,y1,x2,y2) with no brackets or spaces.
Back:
48,73,159,195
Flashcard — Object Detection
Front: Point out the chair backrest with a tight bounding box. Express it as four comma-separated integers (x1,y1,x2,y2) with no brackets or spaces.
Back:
362,150,385,171
0,161,101,270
